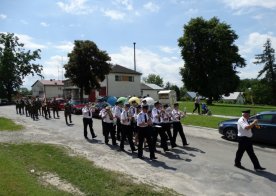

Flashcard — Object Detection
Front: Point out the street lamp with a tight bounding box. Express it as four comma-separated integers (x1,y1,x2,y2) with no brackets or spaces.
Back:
133,42,136,71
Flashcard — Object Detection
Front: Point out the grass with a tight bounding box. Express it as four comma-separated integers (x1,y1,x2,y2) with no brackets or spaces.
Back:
0,117,23,131
181,114,230,129
0,143,177,196
180,101,276,117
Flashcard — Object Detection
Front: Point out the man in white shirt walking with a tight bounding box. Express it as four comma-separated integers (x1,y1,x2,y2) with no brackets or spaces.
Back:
82,103,97,140
234,110,265,171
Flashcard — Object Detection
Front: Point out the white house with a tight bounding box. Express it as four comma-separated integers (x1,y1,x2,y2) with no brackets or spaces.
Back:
222,92,245,104
141,83,163,101
32,79,64,98
63,64,142,101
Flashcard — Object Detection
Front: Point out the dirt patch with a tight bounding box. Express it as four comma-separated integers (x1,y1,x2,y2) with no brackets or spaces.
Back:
35,170,85,196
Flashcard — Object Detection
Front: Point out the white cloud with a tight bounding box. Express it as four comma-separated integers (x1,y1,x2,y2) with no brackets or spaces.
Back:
110,46,183,86
40,22,49,27
0,14,7,20
143,2,160,12
54,41,74,52
159,46,178,54
114,0,133,11
239,32,276,56
15,33,47,49
223,0,276,9
102,9,126,20
57,0,95,15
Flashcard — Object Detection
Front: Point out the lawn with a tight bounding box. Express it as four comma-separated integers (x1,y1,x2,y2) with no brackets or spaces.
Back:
181,114,230,129
0,117,23,131
0,143,176,196
180,102,276,117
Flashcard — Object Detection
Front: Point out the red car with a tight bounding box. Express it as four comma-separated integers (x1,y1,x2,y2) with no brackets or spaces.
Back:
55,98,66,110
70,99,88,114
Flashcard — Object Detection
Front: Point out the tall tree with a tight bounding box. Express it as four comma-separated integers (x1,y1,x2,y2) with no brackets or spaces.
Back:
143,74,164,87
254,39,276,105
64,40,111,101
0,33,42,101
178,17,245,103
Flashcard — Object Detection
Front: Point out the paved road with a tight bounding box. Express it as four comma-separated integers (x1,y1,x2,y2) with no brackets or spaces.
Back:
0,105,275,195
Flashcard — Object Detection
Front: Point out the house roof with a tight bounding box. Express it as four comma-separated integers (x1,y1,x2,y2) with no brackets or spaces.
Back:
222,92,243,100
32,80,64,87
110,64,142,75
141,83,163,90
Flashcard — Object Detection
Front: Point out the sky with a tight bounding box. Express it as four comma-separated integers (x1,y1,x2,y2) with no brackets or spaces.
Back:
1,0,276,89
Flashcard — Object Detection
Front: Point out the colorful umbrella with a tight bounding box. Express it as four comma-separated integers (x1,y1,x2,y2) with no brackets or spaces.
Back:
143,97,155,105
128,96,141,105
107,96,117,106
117,96,127,104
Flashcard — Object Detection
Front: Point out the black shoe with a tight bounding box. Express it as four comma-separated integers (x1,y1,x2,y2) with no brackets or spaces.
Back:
164,149,170,152
255,167,266,171
132,148,137,153
183,143,189,146
113,143,118,146
234,164,246,170
118,148,126,152
171,144,177,148
150,156,158,160
138,156,144,159
92,135,97,139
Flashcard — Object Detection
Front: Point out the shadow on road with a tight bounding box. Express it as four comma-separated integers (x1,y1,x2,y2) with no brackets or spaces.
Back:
246,170,276,182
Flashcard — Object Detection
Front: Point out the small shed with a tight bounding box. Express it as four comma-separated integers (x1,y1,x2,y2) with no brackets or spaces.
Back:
222,92,245,104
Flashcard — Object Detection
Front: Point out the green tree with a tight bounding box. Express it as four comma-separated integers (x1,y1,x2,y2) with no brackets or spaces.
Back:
0,33,42,101
178,17,245,103
18,87,32,97
143,74,164,87
64,40,111,101
254,39,276,105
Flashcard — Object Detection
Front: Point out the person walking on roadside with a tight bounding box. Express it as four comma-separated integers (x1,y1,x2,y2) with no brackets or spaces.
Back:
234,110,266,171
52,97,60,118
64,98,72,125
192,93,200,114
172,103,189,147
82,103,97,140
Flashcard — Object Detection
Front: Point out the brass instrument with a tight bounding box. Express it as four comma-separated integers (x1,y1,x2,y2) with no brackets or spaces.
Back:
106,109,114,120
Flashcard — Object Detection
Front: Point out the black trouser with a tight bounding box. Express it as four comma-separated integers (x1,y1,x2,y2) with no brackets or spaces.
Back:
120,124,135,151
235,137,261,168
173,121,188,146
116,119,122,140
53,109,59,118
162,123,175,146
138,127,155,159
65,113,72,124
193,103,200,114
83,118,96,138
103,122,116,145
153,124,168,151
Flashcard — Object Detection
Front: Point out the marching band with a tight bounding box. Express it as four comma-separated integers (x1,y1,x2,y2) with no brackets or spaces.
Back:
14,96,189,160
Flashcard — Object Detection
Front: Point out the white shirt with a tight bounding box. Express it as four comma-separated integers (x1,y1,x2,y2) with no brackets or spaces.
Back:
161,110,171,123
101,110,114,123
129,106,136,117
137,112,150,127
82,106,93,119
121,109,131,125
171,109,185,122
114,106,122,119
237,116,253,138
152,107,161,124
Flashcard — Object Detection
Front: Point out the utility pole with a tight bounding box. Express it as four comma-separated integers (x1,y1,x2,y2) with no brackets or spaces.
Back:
133,42,136,71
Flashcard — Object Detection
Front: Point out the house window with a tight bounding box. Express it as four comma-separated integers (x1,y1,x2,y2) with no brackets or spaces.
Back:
115,75,134,82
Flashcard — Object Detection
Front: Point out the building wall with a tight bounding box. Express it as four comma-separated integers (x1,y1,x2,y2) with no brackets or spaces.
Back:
105,73,141,97
32,82,44,97
44,86,64,98
141,90,159,101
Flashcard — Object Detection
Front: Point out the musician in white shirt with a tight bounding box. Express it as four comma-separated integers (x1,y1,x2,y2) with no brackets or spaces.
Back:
171,103,189,147
161,104,175,148
82,103,97,140
120,103,136,152
137,104,157,160
114,102,123,141
101,106,117,145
